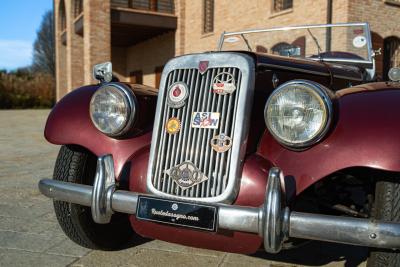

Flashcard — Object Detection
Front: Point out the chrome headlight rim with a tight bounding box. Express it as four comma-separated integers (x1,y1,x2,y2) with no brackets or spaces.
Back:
90,83,137,137
264,80,333,149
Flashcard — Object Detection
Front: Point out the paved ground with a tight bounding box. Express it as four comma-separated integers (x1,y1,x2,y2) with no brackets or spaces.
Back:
0,110,368,267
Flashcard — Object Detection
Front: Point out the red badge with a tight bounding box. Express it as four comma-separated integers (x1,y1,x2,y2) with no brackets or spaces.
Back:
198,61,209,74
173,86,181,97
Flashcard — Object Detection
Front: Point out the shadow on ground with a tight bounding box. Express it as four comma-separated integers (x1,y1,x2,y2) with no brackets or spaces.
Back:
251,241,368,267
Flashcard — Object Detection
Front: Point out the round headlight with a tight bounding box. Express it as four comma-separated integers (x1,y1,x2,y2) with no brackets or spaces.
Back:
265,80,333,148
90,83,136,137
388,67,400,82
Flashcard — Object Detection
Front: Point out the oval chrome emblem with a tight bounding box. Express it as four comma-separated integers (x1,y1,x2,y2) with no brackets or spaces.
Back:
210,133,232,153
167,82,188,108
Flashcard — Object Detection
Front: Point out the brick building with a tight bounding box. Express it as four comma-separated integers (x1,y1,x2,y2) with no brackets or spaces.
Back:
54,0,400,100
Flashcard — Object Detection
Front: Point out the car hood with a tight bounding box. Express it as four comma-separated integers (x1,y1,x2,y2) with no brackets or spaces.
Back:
253,52,365,82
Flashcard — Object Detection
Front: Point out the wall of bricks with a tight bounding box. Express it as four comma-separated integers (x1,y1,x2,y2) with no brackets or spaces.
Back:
180,0,332,54
126,32,175,87
55,0,111,100
348,0,400,77
55,0,400,98
68,2,84,89
82,0,111,84
54,0,68,100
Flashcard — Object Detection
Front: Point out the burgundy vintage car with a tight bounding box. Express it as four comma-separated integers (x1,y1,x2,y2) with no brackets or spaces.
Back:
39,23,400,266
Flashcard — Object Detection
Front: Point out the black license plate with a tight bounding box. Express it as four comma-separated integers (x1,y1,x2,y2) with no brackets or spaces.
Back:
136,196,218,231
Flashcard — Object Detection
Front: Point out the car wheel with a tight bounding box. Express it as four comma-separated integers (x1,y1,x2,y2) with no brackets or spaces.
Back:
367,178,400,267
52,145,135,250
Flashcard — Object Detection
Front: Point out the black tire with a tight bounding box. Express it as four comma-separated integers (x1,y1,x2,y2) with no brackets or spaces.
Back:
367,178,400,267
53,145,134,250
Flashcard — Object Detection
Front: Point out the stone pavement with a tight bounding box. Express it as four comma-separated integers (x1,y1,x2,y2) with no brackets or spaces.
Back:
0,110,368,267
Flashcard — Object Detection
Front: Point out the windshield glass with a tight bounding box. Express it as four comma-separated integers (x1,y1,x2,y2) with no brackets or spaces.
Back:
219,23,372,65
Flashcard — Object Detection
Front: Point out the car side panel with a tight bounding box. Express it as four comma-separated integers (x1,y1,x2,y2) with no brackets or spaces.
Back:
258,82,400,196
44,85,152,179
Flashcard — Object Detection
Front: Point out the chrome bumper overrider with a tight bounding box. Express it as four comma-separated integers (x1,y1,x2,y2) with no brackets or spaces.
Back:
38,155,400,253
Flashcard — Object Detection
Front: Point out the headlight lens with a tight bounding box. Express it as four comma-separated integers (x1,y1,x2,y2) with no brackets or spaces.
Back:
265,80,332,148
90,84,136,137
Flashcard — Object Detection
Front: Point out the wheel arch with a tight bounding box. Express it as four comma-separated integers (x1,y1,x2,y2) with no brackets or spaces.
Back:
45,85,152,179
258,82,400,196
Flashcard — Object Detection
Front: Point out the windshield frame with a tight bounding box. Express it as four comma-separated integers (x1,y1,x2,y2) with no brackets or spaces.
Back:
217,22,373,68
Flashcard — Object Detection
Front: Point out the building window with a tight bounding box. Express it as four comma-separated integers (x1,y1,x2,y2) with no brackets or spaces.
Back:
59,0,66,31
127,0,174,14
203,0,214,34
74,0,83,18
273,0,293,12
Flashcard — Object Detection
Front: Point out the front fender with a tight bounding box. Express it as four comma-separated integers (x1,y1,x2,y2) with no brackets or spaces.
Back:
44,85,152,178
258,82,400,195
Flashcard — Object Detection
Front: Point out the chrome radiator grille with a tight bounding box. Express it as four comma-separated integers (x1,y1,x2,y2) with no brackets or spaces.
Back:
147,53,254,203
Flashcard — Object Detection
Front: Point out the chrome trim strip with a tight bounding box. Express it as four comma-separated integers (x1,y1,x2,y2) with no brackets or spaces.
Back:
222,22,371,37
146,52,255,203
38,165,400,251
289,212,400,248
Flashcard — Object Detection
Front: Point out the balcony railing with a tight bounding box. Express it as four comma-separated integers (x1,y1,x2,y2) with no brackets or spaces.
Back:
111,0,175,14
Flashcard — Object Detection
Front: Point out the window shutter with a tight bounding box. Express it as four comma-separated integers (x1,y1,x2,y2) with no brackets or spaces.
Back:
203,0,214,33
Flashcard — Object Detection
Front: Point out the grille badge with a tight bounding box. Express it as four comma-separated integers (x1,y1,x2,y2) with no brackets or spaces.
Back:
212,72,236,95
210,133,232,153
164,162,209,189
165,117,181,134
167,82,188,108
191,112,220,129
198,61,209,74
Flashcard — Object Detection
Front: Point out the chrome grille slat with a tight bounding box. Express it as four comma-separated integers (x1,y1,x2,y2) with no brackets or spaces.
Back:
153,72,174,190
215,72,229,196
167,70,184,194
170,69,191,195
160,70,179,192
197,68,217,198
147,53,254,203
193,69,213,197
183,69,204,197
222,70,242,194
188,70,207,197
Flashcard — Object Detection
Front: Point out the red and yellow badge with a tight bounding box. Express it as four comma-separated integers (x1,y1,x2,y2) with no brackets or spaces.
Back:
165,117,181,134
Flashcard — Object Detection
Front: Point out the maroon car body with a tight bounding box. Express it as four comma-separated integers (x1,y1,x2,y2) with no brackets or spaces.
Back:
44,52,400,253
39,23,400,264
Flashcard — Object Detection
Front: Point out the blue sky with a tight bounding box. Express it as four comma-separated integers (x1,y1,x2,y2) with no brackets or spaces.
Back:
0,0,53,70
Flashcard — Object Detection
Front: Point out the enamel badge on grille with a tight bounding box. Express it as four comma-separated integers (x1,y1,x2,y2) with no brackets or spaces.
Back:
191,112,220,129
212,72,236,95
210,133,232,153
164,162,209,189
198,61,209,75
167,82,188,108
165,117,181,134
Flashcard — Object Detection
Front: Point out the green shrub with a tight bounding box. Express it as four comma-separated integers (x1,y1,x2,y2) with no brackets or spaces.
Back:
0,71,55,109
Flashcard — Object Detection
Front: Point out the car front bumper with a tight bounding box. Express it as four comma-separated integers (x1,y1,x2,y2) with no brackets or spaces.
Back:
38,155,400,253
